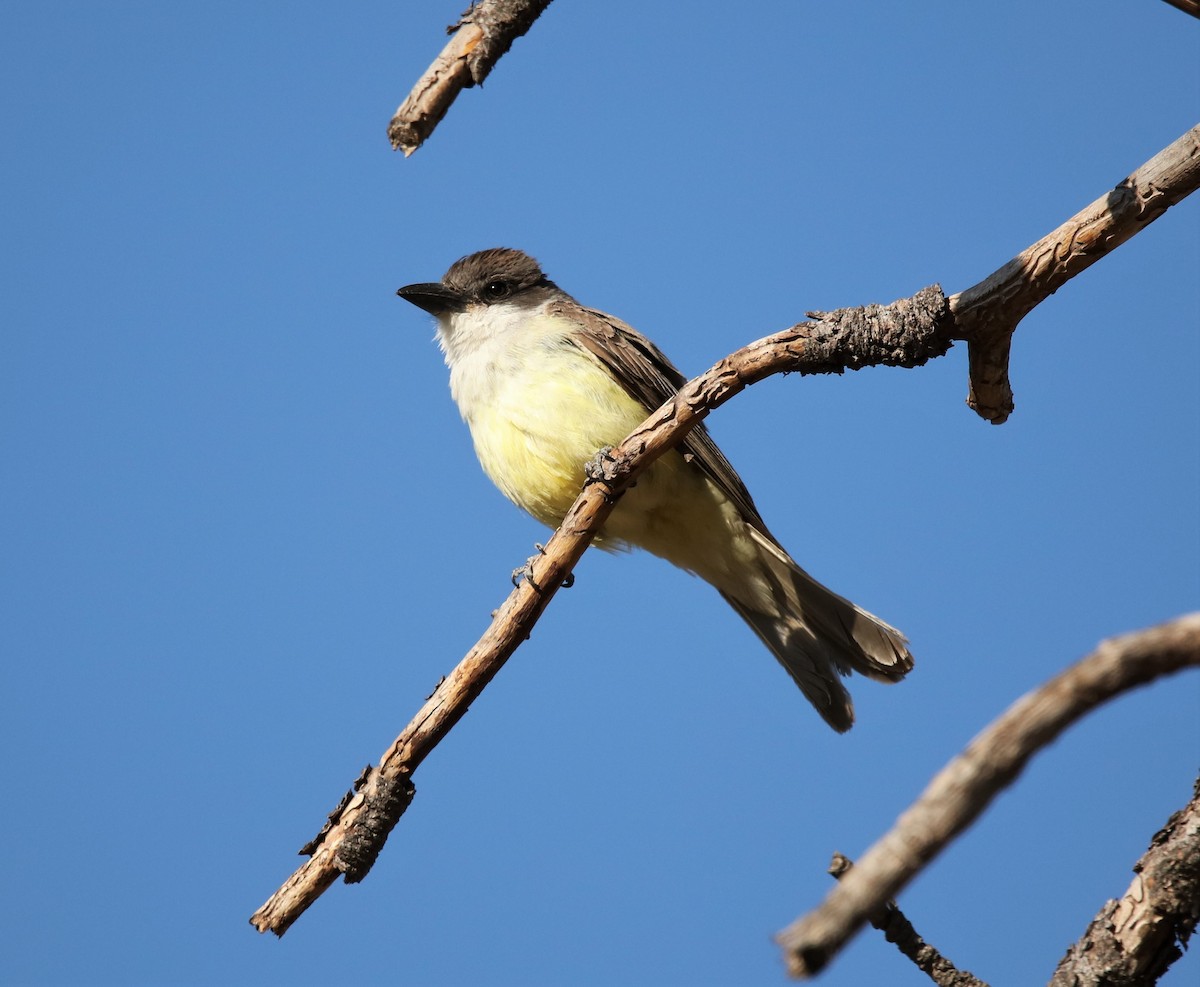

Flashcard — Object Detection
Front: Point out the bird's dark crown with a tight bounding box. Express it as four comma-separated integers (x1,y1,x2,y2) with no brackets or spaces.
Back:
443,248,556,304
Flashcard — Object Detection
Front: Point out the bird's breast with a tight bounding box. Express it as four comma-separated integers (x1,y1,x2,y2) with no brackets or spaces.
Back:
448,317,649,529
444,312,755,591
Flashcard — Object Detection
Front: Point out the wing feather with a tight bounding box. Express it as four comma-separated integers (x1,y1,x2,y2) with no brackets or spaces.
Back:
551,298,767,532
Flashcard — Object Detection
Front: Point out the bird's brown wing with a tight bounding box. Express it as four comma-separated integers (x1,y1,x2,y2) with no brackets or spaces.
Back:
553,299,767,532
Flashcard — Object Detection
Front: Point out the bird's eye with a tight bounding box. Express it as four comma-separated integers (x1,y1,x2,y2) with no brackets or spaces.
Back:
484,278,512,300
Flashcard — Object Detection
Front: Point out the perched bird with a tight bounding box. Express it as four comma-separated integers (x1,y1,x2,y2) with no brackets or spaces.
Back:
398,248,912,730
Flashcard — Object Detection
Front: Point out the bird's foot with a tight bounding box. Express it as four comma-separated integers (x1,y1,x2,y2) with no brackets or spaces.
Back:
512,543,575,593
584,446,627,504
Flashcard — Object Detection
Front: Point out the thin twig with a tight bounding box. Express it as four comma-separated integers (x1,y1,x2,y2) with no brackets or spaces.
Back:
829,853,988,987
776,615,1200,978
1049,776,1200,987
947,123,1200,423
387,0,554,156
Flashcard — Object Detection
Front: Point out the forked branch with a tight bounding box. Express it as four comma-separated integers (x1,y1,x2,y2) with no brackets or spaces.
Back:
253,124,1199,930
250,287,952,935
776,614,1200,978
1049,776,1200,986
948,124,1200,422
827,853,988,987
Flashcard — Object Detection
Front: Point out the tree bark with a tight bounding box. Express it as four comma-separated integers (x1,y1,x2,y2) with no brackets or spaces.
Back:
252,128,1200,927
1049,778,1200,987
776,616,1200,978
947,125,1200,422
828,852,989,987
387,0,555,155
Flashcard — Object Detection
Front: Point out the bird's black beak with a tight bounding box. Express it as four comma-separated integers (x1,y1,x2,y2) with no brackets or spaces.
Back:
396,281,465,316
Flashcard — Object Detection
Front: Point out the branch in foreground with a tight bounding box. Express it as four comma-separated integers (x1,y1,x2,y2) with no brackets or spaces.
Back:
776,614,1200,978
1160,0,1200,19
387,0,554,156
828,853,988,987
248,288,952,935
1049,776,1200,987
947,123,1200,424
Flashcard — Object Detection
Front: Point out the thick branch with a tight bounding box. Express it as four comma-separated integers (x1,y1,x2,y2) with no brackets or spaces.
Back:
776,614,1200,978
947,123,1200,423
387,0,554,155
249,289,951,935
1049,777,1200,987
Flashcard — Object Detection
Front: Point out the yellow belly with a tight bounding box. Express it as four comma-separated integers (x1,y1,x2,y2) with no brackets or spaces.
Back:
460,329,757,591
466,338,647,529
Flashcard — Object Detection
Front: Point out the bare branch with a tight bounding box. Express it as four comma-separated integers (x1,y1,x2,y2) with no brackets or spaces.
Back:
1160,0,1200,18
1049,776,1200,987
385,1,1197,157
387,0,554,156
776,615,1200,978
828,853,989,987
387,10,1197,423
249,289,953,935
947,123,1200,423
252,129,1199,928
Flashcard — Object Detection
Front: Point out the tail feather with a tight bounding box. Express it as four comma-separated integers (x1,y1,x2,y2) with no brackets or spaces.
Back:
724,529,914,733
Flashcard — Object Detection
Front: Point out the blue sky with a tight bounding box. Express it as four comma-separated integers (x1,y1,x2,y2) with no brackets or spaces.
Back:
2,2,1197,985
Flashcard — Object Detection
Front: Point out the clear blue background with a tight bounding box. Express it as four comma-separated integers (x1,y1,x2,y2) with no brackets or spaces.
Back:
2,2,1197,985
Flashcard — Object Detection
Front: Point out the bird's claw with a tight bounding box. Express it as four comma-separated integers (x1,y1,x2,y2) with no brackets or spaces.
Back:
512,543,575,592
584,446,627,503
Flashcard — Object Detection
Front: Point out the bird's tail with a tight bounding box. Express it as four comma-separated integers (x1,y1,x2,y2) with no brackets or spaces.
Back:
720,528,913,732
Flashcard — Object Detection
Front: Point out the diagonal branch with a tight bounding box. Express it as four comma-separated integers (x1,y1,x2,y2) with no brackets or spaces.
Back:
1049,776,1200,987
776,614,1200,978
249,290,953,935
252,127,1198,932
828,853,989,987
947,123,1200,423
387,0,555,156
1160,0,1200,19
385,9,1198,422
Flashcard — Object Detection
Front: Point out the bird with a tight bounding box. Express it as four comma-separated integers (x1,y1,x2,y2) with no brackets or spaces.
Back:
397,248,913,730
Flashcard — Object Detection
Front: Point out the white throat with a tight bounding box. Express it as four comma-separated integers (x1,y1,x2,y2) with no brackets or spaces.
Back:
436,295,576,425
436,295,555,366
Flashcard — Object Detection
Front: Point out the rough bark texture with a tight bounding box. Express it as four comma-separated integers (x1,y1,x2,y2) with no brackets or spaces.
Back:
947,124,1200,423
828,853,989,987
803,285,951,371
248,287,956,935
252,140,1199,924
262,25,1200,933
1049,778,1200,987
387,0,554,155
386,9,1198,425
776,615,1200,978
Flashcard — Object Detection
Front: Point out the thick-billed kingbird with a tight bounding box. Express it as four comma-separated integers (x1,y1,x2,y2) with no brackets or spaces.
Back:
398,248,913,731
